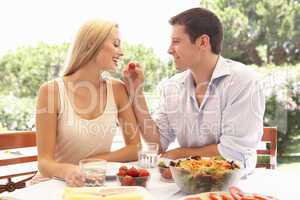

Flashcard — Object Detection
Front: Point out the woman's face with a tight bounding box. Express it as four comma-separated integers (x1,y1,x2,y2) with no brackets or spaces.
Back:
95,29,123,72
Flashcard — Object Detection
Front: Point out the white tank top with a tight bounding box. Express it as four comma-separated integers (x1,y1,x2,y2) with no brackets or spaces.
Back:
54,77,118,164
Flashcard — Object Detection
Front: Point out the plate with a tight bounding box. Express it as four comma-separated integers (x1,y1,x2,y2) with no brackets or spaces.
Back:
63,186,153,200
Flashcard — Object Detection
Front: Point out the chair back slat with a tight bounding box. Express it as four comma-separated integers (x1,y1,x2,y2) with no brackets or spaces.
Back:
0,131,38,193
256,127,277,169
0,131,36,150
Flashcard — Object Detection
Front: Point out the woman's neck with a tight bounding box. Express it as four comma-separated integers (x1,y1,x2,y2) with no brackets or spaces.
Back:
66,63,105,88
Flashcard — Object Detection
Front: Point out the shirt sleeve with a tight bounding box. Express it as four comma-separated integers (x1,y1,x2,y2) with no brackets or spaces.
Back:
152,83,176,152
218,76,265,170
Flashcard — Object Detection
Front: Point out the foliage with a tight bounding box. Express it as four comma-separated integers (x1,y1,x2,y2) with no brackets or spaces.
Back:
263,66,300,157
0,42,69,97
0,95,35,130
201,0,300,65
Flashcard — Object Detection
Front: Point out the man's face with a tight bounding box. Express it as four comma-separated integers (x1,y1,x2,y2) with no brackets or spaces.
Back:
168,25,200,71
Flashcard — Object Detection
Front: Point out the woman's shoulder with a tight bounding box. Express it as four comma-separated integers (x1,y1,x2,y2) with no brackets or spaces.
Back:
108,78,129,106
109,78,127,92
38,79,59,96
37,80,60,113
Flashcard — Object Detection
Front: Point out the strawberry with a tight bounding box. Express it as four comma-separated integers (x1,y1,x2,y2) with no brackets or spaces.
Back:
127,167,139,177
121,175,135,186
117,169,127,177
119,165,128,171
138,169,150,177
128,62,136,70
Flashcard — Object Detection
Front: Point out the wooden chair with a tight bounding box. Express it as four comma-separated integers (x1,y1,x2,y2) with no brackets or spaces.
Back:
0,131,37,193
256,127,277,169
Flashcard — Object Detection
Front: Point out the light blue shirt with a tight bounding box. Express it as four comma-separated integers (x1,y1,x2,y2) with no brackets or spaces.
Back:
153,56,265,170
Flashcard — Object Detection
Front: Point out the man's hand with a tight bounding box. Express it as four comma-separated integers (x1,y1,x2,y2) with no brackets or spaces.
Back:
161,145,220,160
160,149,181,160
122,62,145,98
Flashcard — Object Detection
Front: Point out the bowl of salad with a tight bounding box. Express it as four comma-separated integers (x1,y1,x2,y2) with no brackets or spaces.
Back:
169,156,243,194
158,159,174,182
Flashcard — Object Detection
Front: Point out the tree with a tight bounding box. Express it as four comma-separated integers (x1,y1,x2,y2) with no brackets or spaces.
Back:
0,42,69,97
201,0,300,65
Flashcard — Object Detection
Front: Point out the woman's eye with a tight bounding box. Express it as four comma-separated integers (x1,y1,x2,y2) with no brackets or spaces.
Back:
114,40,120,47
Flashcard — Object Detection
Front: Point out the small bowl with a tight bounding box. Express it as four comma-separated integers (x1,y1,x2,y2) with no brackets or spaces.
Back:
158,166,173,182
117,175,150,187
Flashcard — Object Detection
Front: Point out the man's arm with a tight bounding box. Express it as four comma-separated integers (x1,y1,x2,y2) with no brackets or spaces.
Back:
122,63,160,145
132,90,161,144
161,144,220,160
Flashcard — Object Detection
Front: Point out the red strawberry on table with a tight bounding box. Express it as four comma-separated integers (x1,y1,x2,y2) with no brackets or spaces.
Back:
138,169,150,177
127,167,139,177
119,165,128,171
117,169,127,177
122,175,135,186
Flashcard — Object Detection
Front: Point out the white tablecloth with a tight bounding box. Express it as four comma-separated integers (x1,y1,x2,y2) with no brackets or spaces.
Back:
2,168,300,200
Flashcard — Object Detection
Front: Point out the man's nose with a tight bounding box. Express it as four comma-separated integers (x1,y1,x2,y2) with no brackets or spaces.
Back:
168,45,174,55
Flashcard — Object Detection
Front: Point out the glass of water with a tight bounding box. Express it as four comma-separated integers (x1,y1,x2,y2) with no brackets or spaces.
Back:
79,158,107,187
138,142,159,168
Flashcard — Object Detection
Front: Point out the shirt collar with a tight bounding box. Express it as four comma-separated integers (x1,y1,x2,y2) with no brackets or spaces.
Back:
180,56,231,99
180,55,231,85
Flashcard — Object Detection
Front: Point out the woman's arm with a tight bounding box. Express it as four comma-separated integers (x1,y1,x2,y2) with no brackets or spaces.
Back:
89,79,140,162
36,81,83,186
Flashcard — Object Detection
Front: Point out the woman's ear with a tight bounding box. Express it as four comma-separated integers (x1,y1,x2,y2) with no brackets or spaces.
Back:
195,34,210,50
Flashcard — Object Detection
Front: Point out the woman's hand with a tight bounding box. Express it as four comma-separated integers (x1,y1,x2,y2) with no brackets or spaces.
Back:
122,62,145,98
64,165,85,187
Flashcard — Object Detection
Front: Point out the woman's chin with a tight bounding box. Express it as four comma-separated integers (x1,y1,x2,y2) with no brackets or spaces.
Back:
104,66,117,73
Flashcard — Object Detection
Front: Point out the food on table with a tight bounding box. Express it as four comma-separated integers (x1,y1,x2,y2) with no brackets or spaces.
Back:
170,156,242,194
181,186,278,200
116,166,150,187
63,186,144,200
158,160,174,182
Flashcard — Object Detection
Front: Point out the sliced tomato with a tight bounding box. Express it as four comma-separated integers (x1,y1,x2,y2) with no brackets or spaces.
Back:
220,192,234,200
185,197,202,200
253,194,274,200
240,196,255,200
209,193,220,200
229,186,244,200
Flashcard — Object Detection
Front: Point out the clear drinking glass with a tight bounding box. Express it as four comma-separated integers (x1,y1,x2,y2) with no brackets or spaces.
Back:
79,158,107,187
138,142,159,168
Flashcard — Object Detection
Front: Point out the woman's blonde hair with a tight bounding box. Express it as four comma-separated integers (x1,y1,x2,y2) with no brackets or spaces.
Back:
63,19,117,76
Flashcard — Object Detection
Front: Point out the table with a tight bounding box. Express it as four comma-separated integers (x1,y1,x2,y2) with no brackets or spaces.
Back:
2,168,300,200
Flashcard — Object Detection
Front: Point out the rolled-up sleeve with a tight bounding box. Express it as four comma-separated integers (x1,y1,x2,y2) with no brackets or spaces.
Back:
218,77,265,170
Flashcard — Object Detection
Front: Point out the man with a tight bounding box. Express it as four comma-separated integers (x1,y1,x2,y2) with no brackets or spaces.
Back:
123,7,265,170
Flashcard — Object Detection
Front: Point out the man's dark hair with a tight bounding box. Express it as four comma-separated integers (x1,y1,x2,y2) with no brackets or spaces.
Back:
169,7,223,54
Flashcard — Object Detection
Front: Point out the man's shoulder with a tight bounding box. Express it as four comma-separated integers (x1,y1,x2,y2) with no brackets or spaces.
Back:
156,70,188,95
224,58,260,84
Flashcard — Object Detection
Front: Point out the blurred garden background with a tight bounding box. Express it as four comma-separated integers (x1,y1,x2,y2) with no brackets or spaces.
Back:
0,0,299,168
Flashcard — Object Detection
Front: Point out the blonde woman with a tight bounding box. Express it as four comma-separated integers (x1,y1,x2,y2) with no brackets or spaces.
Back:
33,19,140,186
